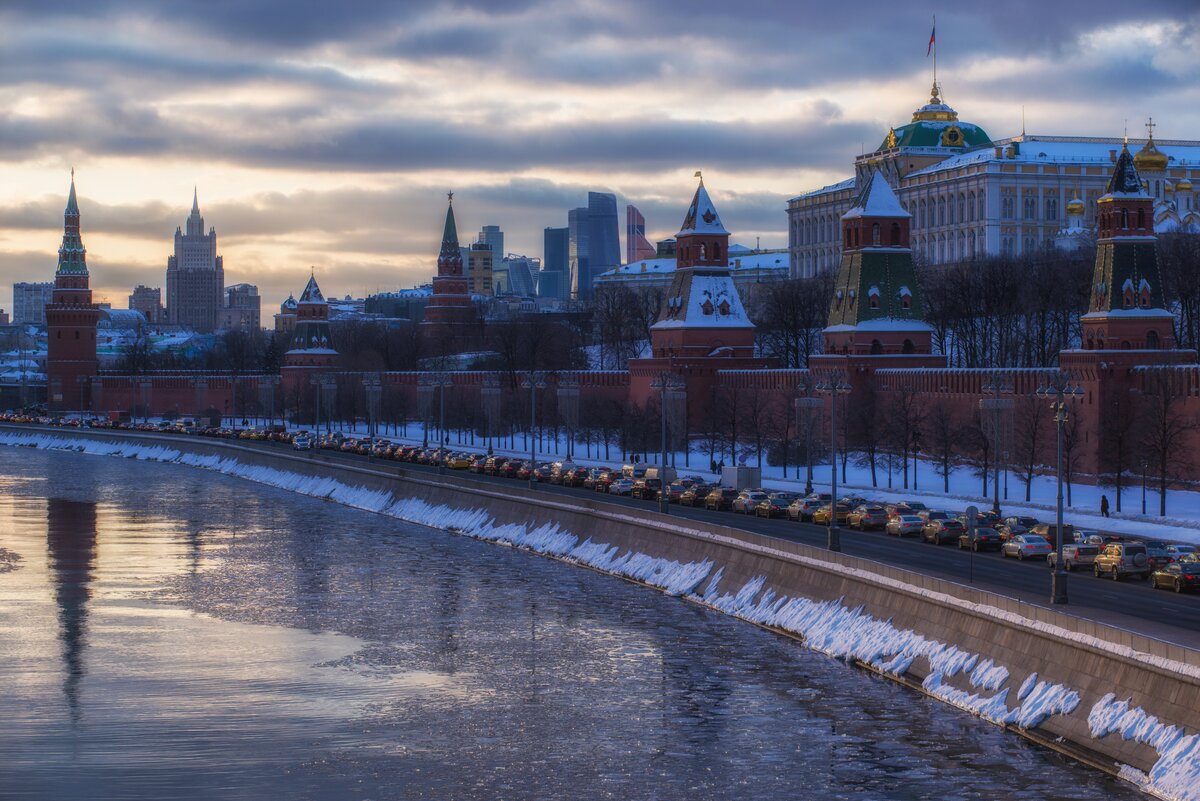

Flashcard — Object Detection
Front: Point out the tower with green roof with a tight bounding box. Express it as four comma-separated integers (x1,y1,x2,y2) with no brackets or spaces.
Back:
822,171,934,357
46,173,100,410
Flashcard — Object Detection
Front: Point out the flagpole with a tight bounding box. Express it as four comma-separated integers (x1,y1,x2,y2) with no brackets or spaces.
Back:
933,14,937,91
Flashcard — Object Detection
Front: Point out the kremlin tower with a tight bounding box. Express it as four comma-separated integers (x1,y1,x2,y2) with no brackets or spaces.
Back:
45,174,100,411
421,193,478,348
628,174,769,422
281,273,338,406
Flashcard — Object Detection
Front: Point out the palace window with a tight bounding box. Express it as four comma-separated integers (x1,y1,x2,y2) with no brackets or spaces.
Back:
1045,197,1058,221
1023,195,1037,220
872,223,881,246
1002,195,1015,219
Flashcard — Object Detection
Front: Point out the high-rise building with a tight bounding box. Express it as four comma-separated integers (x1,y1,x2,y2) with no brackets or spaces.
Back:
218,283,261,331
541,227,569,300
166,189,224,332
477,225,504,259
128,285,163,324
568,192,620,300
12,282,54,325
567,207,589,300
626,204,656,263
503,255,539,297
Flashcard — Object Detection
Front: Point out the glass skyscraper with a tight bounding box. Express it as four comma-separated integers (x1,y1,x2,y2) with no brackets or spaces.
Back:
541,226,569,300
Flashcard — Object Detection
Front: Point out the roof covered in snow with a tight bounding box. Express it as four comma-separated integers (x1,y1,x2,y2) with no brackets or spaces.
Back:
906,135,1200,180
677,179,730,237
842,171,910,220
651,270,755,330
599,247,788,280
298,275,325,304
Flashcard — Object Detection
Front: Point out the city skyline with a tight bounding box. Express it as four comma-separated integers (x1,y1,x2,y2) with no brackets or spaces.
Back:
2,2,1199,312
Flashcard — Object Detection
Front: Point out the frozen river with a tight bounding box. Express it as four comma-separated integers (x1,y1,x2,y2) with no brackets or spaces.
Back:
0,447,1143,801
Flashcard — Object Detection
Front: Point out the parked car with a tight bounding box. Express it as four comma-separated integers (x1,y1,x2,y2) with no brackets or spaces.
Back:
922,519,964,545
664,481,692,503
1166,544,1197,560
1030,523,1075,545
886,514,925,537
631,478,663,500
733,490,769,514
788,498,825,522
998,516,1039,540
1093,542,1151,581
958,527,1002,551
918,509,950,523
292,436,311,451
848,505,888,531
608,478,635,496
902,501,928,513
592,470,618,492
1151,562,1200,593
679,484,714,507
1048,543,1101,571
1001,534,1053,560
755,492,799,519
1142,541,1174,569
812,503,851,526
704,488,740,511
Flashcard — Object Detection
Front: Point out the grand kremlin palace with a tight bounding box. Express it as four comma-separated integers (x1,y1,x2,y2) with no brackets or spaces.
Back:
788,81,1200,278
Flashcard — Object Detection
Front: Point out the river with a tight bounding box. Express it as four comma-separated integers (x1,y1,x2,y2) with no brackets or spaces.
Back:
0,447,1143,800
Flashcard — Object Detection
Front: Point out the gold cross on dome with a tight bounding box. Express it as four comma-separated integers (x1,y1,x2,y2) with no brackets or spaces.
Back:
1146,117,1156,139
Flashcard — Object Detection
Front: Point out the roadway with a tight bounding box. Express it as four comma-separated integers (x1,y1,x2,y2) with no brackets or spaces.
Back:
253,438,1200,649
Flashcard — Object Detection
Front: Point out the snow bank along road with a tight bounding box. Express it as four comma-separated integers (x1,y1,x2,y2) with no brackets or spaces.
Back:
2,425,1199,801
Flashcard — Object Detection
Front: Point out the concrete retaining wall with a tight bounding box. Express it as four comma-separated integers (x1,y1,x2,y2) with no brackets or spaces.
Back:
6,424,1199,790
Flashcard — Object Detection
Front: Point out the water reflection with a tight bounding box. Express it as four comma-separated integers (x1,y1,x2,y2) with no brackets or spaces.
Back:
45,497,98,724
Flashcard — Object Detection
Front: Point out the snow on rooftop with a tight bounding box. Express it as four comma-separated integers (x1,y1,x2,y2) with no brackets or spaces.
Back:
600,248,788,279
842,171,910,219
907,135,1200,179
651,272,755,330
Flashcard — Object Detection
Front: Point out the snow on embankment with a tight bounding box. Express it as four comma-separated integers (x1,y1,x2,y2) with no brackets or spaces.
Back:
2,428,1199,800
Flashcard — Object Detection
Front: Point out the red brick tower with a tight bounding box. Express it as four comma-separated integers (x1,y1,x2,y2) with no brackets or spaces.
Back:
629,175,770,422
45,174,100,411
281,273,338,403
421,192,477,349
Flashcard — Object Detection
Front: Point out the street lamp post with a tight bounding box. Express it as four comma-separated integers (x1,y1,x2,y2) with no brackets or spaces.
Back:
980,371,1015,517
650,372,686,514
481,375,501,456
432,373,453,473
556,375,580,461
362,374,382,438
1036,370,1084,605
1141,458,1148,515
815,371,852,552
794,378,821,496
417,376,433,447
520,371,547,490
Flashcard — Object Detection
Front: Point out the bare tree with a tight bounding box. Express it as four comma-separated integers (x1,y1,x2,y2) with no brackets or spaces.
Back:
1136,369,1197,516
1100,389,1140,513
1012,395,1046,502
925,400,958,493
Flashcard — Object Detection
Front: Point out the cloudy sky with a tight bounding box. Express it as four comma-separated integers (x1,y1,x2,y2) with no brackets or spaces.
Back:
2,1,1198,314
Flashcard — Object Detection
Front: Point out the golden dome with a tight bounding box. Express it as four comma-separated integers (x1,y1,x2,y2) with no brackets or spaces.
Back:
1134,135,1169,172
911,81,959,123
1177,178,1193,192
1066,197,1086,215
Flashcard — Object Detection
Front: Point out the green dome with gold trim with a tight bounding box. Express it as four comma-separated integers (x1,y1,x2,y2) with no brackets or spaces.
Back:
878,83,992,152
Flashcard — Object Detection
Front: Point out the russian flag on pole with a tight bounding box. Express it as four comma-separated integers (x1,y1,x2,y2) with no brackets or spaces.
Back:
927,25,936,56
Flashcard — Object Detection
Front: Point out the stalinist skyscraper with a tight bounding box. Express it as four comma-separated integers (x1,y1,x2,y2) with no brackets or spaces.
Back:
165,189,224,332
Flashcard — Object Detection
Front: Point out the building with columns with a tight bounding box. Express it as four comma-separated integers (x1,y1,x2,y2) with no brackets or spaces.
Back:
789,81,1200,278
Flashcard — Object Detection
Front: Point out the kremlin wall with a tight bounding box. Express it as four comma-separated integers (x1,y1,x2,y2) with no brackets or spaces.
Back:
42,143,1200,483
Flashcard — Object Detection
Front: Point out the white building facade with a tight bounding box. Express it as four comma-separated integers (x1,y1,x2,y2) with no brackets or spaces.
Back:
789,84,1200,277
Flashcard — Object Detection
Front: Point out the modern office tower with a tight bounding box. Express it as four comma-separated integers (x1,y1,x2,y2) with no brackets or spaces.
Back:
541,226,569,300
128,285,163,324
477,225,504,259
165,189,224,332
12,282,54,325
503,255,539,297
567,207,589,300
626,204,656,262
218,283,261,331
568,192,620,300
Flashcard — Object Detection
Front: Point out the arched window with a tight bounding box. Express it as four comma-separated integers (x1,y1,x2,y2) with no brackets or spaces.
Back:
902,339,915,354
968,229,976,257
967,192,976,221
1147,330,1160,349
872,223,881,246
919,200,926,228
977,193,985,219
891,222,901,245
1137,208,1145,229
1121,208,1129,229
713,242,721,260
938,198,946,226
958,193,966,222
870,339,883,354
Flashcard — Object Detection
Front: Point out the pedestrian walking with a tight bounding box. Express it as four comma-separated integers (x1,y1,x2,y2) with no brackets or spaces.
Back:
710,458,717,474
1100,495,1110,518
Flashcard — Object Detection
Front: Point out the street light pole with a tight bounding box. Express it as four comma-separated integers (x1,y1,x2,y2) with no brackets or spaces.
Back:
815,371,852,552
795,379,821,497
521,371,547,490
980,371,1014,517
650,372,686,515
1037,371,1084,605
